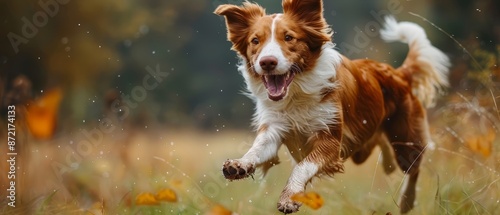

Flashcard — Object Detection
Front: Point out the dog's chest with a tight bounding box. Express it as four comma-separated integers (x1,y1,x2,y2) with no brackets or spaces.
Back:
285,97,339,132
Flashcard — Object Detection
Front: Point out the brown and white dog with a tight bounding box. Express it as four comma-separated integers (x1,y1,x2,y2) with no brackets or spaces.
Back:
215,0,449,213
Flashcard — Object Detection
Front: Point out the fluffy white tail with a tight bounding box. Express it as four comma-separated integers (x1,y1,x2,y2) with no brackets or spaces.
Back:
381,16,450,107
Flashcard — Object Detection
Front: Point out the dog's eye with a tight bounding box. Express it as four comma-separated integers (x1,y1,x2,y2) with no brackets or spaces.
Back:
284,35,293,42
251,38,259,45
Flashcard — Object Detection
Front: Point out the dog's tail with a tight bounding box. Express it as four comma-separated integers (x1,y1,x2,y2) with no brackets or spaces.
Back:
381,16,450,108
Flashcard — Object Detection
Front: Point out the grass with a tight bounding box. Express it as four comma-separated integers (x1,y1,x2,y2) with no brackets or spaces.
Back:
0,126,499,215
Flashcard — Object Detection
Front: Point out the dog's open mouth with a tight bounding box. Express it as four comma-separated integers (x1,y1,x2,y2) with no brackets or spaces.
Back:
262,71,295,101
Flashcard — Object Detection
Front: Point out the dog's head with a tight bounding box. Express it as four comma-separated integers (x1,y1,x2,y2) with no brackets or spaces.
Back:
215,0,332,101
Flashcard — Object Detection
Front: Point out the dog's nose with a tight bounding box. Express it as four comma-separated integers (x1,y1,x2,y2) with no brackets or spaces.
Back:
259,56,278,71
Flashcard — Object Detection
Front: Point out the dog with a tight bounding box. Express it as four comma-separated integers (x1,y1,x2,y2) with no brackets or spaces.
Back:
215,0,449,213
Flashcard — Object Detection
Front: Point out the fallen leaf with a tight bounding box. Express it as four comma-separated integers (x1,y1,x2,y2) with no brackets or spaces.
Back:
135,192,159,205
156,188,177,202
291,192,324,210
25,87,62,140
464,127,495,157
206,204,232,215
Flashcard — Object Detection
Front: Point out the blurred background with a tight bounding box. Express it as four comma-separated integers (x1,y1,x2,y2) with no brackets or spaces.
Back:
1,0,499,129
0,0,499,214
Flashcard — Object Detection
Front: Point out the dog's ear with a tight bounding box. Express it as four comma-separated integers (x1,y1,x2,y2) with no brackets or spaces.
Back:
282,0,331,50
214,3,265,54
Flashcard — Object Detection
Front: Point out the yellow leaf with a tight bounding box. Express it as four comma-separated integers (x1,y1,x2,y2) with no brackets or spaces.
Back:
135,192,159,205
291,192,324,210
25,87,62,140
206,204,232,215
156,188,177,202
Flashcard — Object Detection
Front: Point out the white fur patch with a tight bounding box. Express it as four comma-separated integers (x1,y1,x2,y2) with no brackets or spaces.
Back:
255,14,291,75
240,124,284,164
287,161,319,192
240,43,342,135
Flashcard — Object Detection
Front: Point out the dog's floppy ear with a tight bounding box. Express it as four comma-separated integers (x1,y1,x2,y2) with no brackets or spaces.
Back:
282,0,331,50
214,3,265,54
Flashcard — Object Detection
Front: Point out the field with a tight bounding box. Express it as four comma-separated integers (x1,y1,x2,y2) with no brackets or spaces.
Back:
1,0,498,214
1,125,499,215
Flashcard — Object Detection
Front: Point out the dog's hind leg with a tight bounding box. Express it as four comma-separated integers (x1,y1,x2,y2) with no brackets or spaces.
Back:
351,133,380,164
378,137,397,174
384,99,429,214
351,133,396,174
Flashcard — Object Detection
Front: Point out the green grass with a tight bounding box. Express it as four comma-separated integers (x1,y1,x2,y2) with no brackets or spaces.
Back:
1,128,499,215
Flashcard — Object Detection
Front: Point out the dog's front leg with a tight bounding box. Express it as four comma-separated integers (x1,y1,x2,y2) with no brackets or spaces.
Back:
222,124,283,180
278,130,344,214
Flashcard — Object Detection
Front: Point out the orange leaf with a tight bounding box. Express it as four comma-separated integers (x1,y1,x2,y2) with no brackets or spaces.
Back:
25,87,62,140
156,188,177,202
135,192,159,205
465,128,495,157
206,204,232,215
291,192,324,210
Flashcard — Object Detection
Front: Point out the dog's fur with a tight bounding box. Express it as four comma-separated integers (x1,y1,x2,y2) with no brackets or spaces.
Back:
215,0,449,213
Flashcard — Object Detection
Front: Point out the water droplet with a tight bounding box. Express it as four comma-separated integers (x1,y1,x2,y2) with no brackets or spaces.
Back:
476,8,481,12
152,51,156,54
362,120,367,124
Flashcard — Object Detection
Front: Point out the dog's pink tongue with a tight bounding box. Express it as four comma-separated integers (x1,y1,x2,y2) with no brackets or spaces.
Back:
266,75,286,100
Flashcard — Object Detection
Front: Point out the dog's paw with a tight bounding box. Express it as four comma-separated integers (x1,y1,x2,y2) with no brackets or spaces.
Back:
277,200,301,214
222,159,255,180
